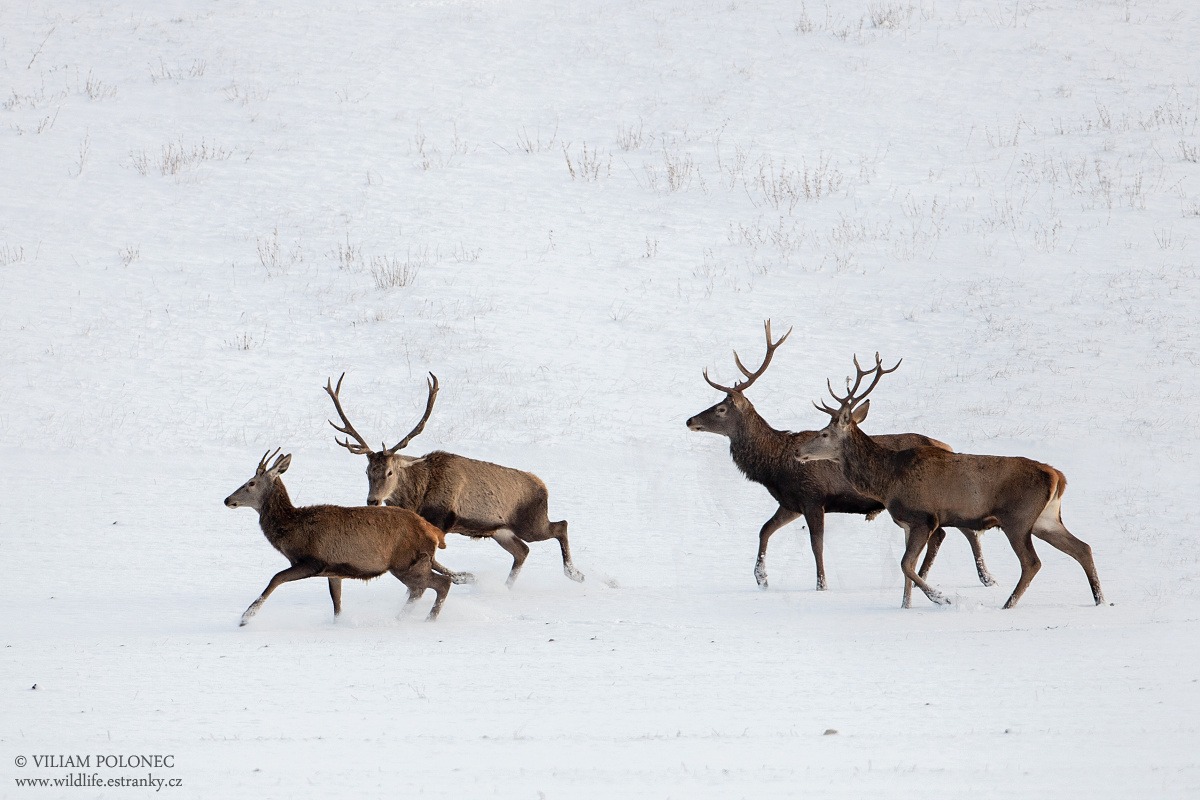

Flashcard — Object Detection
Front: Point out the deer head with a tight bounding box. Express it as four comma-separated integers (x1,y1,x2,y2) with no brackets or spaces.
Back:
324,373,435,505
796,352,901,463
686,320,792,437
225,449,292,510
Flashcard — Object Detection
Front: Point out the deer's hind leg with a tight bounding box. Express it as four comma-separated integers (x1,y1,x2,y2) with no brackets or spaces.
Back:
1031,498,1104,605
432,558,476,585
393,556,451,621
548,520,584,582
510,505,584,583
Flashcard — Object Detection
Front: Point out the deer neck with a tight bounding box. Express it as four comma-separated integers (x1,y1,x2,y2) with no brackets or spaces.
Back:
258,479,300,547
837,425,899,502
729,410,793,481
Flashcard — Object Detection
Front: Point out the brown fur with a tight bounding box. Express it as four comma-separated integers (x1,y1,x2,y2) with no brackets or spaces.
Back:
364,450,581,587
687,324,993,591
797,361,1104,609
325,373,582,587
224,452,453,625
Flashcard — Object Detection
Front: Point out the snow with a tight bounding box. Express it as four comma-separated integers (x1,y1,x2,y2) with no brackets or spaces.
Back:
2,0,1199,796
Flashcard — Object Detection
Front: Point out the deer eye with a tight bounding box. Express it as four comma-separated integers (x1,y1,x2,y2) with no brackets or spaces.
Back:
386,470,393,477
248,480,256,486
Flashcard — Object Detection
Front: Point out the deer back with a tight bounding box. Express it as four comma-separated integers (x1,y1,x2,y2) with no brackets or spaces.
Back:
268,502,443,574
411,450,550,530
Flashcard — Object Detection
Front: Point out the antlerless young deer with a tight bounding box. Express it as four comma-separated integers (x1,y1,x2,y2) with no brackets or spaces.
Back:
795,354,1104,609
224,449,456,626
324,373,583,587
687,321,993,591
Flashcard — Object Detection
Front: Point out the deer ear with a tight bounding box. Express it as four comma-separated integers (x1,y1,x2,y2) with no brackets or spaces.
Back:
850,399,870,424
396,456,425,469
271,454,292,475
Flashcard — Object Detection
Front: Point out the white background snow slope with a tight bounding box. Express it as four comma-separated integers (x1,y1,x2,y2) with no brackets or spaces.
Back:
2,0,1199,797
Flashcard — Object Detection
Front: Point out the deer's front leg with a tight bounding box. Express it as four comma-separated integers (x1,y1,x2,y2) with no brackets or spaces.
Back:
755,507,801,589
241,562,322,626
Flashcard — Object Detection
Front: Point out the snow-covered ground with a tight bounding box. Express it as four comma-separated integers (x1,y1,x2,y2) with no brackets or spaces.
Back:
3,0,1199,796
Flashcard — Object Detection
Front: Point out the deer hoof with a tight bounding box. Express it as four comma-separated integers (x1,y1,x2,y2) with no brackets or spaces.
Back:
564,565,585,583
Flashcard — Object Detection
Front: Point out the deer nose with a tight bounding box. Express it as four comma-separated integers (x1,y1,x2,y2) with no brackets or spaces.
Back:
224,498,237,507
366,499,382,507
686,417,702,430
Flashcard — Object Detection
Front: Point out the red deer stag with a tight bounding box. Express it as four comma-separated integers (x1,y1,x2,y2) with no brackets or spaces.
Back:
324,373,583,587
224,449,454,625
687,321,993,591
795,354,1105,609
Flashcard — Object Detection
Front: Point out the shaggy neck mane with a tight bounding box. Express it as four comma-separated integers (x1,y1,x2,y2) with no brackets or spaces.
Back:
729,408,796,482
839,424,898,497
260,479,297,522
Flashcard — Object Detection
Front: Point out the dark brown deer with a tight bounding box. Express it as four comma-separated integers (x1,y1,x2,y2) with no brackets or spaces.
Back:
224,449,454,625
324,373,583,587
795,354,1105,609
687,321,994,591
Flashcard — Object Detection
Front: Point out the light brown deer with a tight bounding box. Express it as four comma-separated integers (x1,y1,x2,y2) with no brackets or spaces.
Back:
224,449,454,625
795,354,1105,609
324,373,583,587
687,321,993,590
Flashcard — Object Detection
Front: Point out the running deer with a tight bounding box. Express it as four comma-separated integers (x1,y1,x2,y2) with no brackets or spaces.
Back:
795,354,1104,609
686,321,993,591
324,373,583,587
224,449,454,625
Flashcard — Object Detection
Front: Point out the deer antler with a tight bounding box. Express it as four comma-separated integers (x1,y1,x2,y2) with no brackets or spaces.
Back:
815,352,902,416
324,373,375,455
385,373,439,454
702,320,793,395
255,447,282,475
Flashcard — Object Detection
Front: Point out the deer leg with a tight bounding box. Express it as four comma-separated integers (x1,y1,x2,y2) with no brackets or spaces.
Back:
958,528,997,586
1032,523,1104,606
899,523,916,608
898,521,948,607
1000,527,1042,609
802,508,830,591
396,557,429,618
916,527,947,580
240,562,321,627
424,571,451,621
548,520,584,582
395,563,451,622
510,516,584,583
492,529,531,588
432,558,476,585
327,578,343,616
399,584,425,617
754,507,802,589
